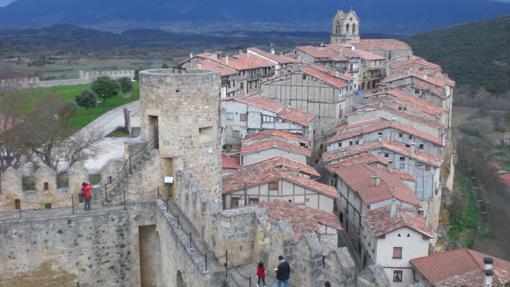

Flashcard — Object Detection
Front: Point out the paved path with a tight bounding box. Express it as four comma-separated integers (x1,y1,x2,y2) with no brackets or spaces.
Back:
76,100,140,138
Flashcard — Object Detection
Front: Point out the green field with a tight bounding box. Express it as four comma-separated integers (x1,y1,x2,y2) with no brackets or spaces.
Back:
10,82,139,131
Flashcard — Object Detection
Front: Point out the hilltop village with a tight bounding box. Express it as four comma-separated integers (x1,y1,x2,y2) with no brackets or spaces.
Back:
1,9,509,287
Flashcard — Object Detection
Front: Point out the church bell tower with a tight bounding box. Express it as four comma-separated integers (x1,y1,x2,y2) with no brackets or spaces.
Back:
330,9,360,44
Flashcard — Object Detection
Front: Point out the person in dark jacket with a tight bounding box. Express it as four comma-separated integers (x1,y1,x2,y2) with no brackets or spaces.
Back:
275,255,290,287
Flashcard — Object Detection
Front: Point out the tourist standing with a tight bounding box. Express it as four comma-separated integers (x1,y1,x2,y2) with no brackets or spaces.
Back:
83,182,92,211
256,261,266,287
275,255,290,287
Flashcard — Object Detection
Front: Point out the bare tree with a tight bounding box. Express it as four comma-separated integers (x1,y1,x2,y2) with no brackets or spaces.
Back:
1,93,101,171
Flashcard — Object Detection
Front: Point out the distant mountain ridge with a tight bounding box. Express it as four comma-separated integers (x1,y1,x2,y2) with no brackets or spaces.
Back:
1,0,510,34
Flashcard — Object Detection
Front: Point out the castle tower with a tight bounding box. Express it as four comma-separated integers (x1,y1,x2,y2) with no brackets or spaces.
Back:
330,9,360,44
139,68,222,197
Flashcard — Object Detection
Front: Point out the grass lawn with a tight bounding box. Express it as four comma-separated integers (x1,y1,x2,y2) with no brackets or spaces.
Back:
11,82,139,131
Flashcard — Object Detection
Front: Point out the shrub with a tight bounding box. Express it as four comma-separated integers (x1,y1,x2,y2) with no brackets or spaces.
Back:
75,90,97,109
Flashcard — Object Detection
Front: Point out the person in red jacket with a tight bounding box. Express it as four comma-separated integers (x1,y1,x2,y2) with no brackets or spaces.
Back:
83,182,92,211
256,261,266,287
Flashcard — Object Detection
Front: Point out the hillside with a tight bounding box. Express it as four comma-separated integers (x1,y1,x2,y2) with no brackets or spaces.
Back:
405,16,510,95
1,0,510,34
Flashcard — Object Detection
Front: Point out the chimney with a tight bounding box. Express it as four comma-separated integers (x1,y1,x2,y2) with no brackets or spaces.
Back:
351,46,355,51
335,70,340,78
190,53,194,58
388,161,394,172
371,175,381,187
390,199,397,218
216,51,221,60
226,56,229,65
271,48,276,54
484,257,494,287
424,74,428,80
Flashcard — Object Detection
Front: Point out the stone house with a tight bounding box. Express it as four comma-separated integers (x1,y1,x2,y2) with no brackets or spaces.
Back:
322,141,443,229
326,118,444,157
221,96,315,147
178,54,239,97
410,248,510,287
361,205,432,287
364,89,447,129
347,106,444,139
222,158,336,211
294,45,353,73
353,39,413,63
389,56,442,75
259,200,342,251
240,139,311,165
379,71,455,127
326,163,420,245
246,47,298,73
260,63,354,135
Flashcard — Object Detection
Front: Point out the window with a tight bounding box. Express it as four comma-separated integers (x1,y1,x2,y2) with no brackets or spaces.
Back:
400,163,405,169
269,182,279,190
108,176,112,184
419,144,424,150
425,165,431,171
378,132,383,136
199,126,214,143
231,197,240,208
409,135,413,140
349,141,353,146
302,74,307,80
232,130,241,139
44,203,52,209
338,142,342,148
400,156,405,161
262,115,275,123
240,113,247,121
399,133,403,138
393,270,403,282
415,89,420,94
248,198,259,205
393,247,403,259
226,112,235,121
44,182,49,191
14,199,21,210
384,153,389,158
416,162,423,167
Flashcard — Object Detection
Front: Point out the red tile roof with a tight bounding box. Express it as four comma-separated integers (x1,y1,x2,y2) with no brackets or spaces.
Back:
296,45,348,62
247,47,298,65
329,163,419,206
368,89,445,117
390,56,442,73
199,51,275,71
411,248,510,286
363,205,432,238
243,130,308,145
354,39,412,52
392,171,416,182
259,200,342,241
222,153,240,170
301,64,352,89
196,58,238,76
382,70,455,89
227,96,315,126
325,152,390,168
322,141,443,167
240,140,311,157
237,155,319,178
328,118,444,146
223,163,337,198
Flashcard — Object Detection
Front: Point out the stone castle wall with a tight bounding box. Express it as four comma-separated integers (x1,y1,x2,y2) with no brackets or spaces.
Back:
0,70,134,92
0,163,88,211
0,202,157,287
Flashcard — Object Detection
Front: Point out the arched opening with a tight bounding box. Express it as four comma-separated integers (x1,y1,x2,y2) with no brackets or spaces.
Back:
352,23,357,35
345,23,350,34
176,271,186,287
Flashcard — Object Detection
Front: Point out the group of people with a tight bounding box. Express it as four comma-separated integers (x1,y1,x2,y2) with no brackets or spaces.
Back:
255,256,332,287
80,182,92,210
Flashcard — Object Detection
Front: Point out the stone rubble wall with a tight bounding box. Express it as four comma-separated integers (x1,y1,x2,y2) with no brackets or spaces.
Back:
0,202,157,287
